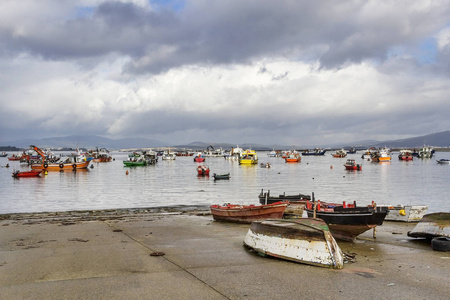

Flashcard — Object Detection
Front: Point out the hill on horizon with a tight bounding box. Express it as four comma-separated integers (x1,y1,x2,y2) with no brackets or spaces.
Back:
1,130,450,150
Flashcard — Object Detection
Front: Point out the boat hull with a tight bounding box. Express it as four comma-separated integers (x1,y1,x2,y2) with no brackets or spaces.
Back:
305,206,388,241
210,202,288,223
243,219,344,269
12,170,42,178
31,160,91,171
383,205,428,222
407,213,450,239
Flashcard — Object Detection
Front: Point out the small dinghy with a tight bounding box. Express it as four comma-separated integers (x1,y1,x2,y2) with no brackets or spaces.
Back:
244,218,344,269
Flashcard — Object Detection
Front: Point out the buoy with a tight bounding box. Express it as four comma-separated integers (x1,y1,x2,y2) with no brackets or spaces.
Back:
126,170,129,175
44,171,48,175
399,209,406,216
330,165,333,169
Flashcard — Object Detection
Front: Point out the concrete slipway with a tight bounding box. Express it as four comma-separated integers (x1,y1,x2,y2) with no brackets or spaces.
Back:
0,208,448,300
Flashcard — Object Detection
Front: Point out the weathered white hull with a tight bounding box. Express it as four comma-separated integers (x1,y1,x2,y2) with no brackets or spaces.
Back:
244,219,344,269
383,205,428,222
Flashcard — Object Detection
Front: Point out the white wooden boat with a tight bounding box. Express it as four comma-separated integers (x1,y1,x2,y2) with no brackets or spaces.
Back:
381,205,428,222
243,218,344,269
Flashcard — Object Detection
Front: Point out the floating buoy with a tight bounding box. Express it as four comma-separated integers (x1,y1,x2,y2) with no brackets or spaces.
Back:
44,171,48,175
330,165,333,169
90,165,94,169
126,170,129,175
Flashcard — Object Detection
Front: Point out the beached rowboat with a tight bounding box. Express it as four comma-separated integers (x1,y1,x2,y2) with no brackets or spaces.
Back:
210,202,288,223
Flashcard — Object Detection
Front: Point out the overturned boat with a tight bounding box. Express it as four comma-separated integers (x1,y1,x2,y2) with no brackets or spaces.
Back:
244,218,344,269
407,212,450,239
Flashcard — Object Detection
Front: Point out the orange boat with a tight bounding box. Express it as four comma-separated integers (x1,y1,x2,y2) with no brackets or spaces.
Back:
31,160,91,171
284,151,301,163
12,170,42,178
29,145,92,171
210,202,288,223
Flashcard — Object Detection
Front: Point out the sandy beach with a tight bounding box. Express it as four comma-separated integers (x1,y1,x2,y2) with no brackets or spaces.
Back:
1,207,449,300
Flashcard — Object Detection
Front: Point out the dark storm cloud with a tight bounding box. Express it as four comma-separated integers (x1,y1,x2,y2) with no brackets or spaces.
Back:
3,1,449,74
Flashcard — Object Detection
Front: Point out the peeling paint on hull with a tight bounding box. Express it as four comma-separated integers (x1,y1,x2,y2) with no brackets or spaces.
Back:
243,219,344,269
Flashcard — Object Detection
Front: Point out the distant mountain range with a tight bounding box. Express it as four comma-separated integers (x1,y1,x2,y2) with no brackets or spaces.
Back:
0,135,169,150
1,130,450,150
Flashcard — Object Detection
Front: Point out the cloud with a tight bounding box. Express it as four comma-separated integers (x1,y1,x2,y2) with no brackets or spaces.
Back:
1,1,450,146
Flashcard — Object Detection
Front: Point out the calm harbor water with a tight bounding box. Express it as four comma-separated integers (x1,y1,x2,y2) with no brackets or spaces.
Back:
1,151,449,214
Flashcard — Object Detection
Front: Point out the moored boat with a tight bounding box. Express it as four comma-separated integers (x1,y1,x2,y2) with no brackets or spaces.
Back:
305,200,388,241
371,148,391,162
12,169,42,178
29,145,92,171
213,173,230,180
344,159,362,171
197,165,210,176
436,159,450,164
302,148,326,156
0,152,7,157
243,218,344,269
332,149,347,158
284,151,301,163
418,146,434,158
398,149,413,161
193,153,205,162
91,147,112,162
210,202,288,223
239,150,258,165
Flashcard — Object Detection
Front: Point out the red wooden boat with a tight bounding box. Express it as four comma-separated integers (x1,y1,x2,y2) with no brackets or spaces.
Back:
193,153,205,162
210,201,288,223
8,154,23,161
12,169,42,178
197,165,210,176
344,159,362,171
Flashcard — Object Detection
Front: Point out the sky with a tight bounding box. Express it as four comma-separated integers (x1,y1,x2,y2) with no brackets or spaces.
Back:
1,0,450,147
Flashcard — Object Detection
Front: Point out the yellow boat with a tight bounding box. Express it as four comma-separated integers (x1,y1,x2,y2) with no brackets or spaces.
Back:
239,150,258,165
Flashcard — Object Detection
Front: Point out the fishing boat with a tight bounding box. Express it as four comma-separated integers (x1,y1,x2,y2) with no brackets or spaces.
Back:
418,146,434,158
398,149,413,161
193,153,205,162
0,152,7,157
12,169,42,178
347,147,357,154
210,202,288,223
29,145,92,171
197,165,210,176
437,159,450,164
361,149,374,160
213,173,230,180
243,218,344,269
123,156,148,167
305,199,388,241
344,159,362,171
380,205,428,222
91,148,112,162
301,148,327,156
372,148,391,162
239,150,258,165
8,153,23,161
258,189,310,205
284,151,301,163
332,149,347,158
162,149,176,160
